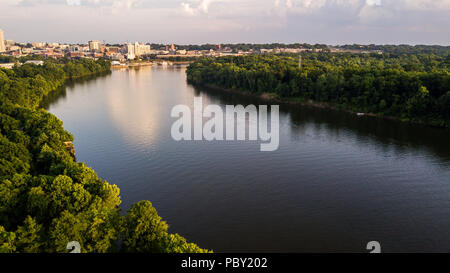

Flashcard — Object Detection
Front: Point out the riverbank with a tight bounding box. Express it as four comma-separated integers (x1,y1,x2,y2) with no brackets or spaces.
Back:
111,61,153,69
186,55,449,129
193,82,447,129
112,60,193,69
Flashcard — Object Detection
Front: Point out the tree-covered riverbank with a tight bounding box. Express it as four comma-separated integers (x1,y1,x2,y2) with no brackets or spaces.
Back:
0,58,210,253
186,53,449,128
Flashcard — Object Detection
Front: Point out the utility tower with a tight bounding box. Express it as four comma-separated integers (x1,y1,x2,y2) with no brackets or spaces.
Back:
298,55,302,68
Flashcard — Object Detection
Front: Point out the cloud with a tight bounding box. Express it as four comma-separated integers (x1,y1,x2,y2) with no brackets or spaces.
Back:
199,0,213,13
18,0,66,6
17,0,142,8
366,0,381,6
3,0,449,44
181,2,195,15
180,0,221,15
66,0,81,5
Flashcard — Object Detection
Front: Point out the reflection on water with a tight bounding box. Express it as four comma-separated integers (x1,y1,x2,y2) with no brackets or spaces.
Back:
48,66,450,253
195,85,450,164
41,72,112,109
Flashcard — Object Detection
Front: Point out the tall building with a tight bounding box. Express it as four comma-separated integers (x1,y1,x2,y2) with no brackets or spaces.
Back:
0,29,6,53
134,42,150,56
123,43,135,60
88,40,101,52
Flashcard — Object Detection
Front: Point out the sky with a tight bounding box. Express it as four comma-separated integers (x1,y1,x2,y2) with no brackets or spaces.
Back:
0,0,449,45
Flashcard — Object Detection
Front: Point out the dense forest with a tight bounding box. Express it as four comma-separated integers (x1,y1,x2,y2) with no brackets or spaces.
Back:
0,58,209,253
187,52,450,127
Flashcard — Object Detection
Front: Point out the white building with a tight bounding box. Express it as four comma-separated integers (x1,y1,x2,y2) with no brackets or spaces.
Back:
122,43,135,60
5,40,14,46
134,42,151,56
7,45,20,51
88,40,101,52
31,42,46,48
0,29,6,52
25,60,44,66
0,63,15,69
47,42,60,48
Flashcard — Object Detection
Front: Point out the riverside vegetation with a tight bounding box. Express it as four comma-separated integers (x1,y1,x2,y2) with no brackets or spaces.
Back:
186,50,449,127
0,58,210,253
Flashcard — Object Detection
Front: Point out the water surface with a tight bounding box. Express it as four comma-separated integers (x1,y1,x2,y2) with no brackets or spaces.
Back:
47,66,450,252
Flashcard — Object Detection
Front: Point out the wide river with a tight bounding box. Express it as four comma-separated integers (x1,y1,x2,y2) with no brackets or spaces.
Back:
46,66,450,253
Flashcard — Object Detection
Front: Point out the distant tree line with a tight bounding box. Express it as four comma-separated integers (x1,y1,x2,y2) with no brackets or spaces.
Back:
336,44,450,56
186,52,450,127
0,58,210,253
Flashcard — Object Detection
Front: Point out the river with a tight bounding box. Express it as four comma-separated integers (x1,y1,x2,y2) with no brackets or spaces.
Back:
46,66,450,253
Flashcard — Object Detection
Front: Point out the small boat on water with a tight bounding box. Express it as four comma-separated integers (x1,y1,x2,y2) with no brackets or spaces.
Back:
356,112,365,116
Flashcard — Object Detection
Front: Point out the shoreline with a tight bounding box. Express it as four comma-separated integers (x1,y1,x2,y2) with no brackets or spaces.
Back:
192,82,448,129
111,62,153,69
111,60,193,69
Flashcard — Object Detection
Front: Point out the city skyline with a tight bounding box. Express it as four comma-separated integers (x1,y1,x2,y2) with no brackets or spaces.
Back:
0,0,449,45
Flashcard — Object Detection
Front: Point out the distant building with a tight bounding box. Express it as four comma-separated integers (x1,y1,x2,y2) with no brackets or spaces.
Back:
31,42,46,48
120,43,135,60
88,40,101,52
25,60,44,66
69,45,81,52
47,42,60,48
0,29,6,52
106,46,120,54
7,45,20,51
0,63,15,69
109,53,125,62
22,48,33,54
5,40,14,46
10,50,21,56
134,42,151,56
68,51,85,58
59,44,70,50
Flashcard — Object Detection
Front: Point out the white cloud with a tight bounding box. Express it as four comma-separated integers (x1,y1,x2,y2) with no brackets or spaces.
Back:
180,0,226,15
366,0,381,6
181,2,195,15
286,0,292,8
199,0,212,13
67,0,81,5
2,0,449,44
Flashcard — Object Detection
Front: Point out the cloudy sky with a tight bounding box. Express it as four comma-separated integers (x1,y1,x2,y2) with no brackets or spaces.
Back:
0,0,449,44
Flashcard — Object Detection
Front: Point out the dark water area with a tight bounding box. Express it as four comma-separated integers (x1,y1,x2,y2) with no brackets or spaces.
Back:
47,66,450,253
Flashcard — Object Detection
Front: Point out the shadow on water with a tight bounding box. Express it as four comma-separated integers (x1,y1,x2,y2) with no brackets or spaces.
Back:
40,71,112,109
192,84,450,165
